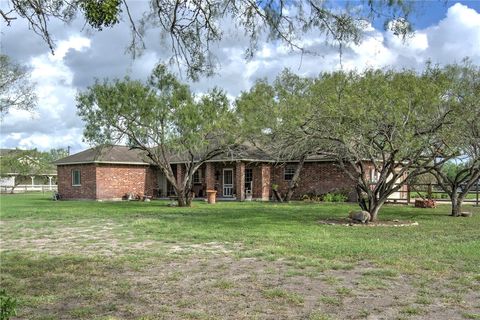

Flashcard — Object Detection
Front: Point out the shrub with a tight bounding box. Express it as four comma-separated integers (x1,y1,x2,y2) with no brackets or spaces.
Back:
332,193,347,202
322,193,334,202
0,289,17,320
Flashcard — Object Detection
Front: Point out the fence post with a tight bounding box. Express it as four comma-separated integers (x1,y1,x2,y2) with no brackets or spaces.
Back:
407,184,411,204
476,180,479,207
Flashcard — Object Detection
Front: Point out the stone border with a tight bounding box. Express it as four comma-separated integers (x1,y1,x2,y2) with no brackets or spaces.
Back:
318,219,419,227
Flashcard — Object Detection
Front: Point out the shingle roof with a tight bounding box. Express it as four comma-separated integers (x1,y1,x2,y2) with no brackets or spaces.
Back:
54,145,333,166
54,146,151,165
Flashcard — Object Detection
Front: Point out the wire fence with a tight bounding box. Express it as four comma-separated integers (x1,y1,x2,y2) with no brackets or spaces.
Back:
381,182,480,206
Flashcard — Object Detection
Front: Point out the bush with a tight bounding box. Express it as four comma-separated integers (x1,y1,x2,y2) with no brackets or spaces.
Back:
332,193,348,202
322,193,334,202
0,289,17,320
302,193,322,202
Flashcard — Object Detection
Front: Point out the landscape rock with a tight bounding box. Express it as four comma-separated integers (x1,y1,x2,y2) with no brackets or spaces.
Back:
349,210,371,224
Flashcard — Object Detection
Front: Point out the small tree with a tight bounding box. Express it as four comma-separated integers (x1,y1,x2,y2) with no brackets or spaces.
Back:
307,67,454,221
431,62,480,216
77,65,239,207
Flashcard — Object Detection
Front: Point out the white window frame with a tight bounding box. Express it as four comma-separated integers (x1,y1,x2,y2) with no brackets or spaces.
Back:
72,169,81,186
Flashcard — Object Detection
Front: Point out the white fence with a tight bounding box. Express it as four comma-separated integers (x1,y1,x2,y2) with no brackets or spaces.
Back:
0,184,58,193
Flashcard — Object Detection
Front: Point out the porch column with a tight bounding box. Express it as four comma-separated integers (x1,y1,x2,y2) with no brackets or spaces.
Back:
260,164,271,201
30,176,35,186
205,162,215,192
235,161,245,201
48,176,53,190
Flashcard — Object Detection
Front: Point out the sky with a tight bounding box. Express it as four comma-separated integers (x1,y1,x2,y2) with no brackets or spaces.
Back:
1,1,479,154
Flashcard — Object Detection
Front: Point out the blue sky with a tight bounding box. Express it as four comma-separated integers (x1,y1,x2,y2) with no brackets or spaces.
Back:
1,1,479,153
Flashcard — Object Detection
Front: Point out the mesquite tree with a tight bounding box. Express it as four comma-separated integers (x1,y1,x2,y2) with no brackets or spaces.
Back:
236,70,318,202
0,54,37,117
306,67,455,221
1,0,416,79
77,64,239,207
431,62,480,216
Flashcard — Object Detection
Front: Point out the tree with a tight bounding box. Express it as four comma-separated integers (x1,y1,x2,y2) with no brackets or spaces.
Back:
0,149,56,193
430,62,480,216
0,54,37,117
1,0,416,79
77,64,240,207
236,69,318,202
305,67,455,221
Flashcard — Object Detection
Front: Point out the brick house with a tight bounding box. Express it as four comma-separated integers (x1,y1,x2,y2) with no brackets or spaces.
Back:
55,145,362,201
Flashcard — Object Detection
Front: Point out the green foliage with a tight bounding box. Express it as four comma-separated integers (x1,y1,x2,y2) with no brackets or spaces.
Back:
0,54,37,117
79,0,122,30
302,191,347,203
0,289,17,320
77,64,239,205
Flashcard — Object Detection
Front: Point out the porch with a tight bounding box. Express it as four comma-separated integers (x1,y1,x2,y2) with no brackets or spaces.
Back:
155,161,272,201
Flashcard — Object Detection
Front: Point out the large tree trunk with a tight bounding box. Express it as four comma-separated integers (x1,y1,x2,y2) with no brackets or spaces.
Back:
368,200,384,222
176,190,187,207
450,191,460,216
451,190,468,217
285,156,306,202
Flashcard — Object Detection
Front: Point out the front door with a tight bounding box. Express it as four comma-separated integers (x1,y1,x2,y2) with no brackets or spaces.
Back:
223,169,234,197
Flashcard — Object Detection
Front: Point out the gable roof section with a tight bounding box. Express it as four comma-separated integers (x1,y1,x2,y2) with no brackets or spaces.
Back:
54,146,151,166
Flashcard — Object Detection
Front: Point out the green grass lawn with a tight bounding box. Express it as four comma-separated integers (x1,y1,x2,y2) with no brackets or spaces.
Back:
1,193,479,319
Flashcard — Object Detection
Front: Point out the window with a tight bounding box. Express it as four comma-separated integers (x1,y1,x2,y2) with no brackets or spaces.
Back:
193,170,202,184
245,168,253,191
72,169,81,186
245,169,253,183
284,164,296,181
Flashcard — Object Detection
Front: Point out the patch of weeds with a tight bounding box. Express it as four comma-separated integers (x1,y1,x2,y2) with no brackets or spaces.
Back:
441,292,465,305
285,269,305,277
335,286,353,296
165,271,182,282
462,313,480,319
0,289,17,320
357,308,370,318
212,279,234,290
263,289,304,305
181,310,211,319
358,276,388,290
176,298,194,308
329,262,354,270
319,295,342,306
322,275,341,285
415,294,432,305
309,311,333,320
362,268,399,278
69,306,94,317
400,306,425,316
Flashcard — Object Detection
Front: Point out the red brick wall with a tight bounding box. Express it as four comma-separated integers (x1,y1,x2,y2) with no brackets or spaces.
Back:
96,164,156,200
271,162,356,201
57,164,96,199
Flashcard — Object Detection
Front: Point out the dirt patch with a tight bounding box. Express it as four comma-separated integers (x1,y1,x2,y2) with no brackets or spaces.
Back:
12,253,479,320
318,218,419,227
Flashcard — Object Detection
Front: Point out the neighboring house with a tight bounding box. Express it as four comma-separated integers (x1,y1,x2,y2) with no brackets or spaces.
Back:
0,148,57,192
54,145,364,201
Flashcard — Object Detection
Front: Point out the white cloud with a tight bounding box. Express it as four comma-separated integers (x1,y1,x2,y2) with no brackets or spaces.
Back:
1,2,479,153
